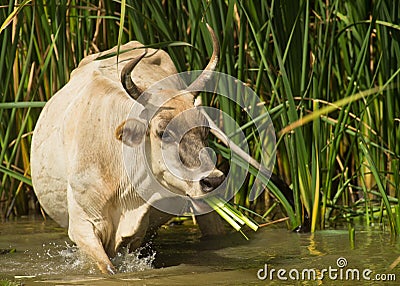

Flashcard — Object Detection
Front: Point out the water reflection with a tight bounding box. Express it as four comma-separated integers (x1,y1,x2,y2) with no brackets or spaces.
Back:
307,233,325,256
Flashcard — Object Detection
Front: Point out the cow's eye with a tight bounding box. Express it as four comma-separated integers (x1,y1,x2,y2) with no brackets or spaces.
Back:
159,130,174,143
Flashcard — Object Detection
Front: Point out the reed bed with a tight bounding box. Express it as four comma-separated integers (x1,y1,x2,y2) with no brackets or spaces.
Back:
0,0,399,236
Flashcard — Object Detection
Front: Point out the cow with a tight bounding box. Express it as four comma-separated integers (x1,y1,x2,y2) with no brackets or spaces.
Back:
30,25,226,274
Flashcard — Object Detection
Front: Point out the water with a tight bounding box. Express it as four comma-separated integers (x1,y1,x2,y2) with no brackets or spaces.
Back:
1,217,400,285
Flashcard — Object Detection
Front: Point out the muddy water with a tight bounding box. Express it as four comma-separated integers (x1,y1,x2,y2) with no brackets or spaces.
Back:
1,217,400,285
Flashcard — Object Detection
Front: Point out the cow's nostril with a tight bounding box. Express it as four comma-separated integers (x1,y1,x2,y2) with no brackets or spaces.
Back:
200,174,225,193
200,178,214,193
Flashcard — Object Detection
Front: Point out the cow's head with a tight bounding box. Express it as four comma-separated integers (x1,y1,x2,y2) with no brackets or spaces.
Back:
116,25,225,199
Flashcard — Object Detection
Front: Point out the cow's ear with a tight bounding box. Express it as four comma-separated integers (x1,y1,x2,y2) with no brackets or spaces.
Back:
115,119,147,146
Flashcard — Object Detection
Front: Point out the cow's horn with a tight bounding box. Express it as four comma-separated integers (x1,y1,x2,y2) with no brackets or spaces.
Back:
121,51,147,100
186,24,219,95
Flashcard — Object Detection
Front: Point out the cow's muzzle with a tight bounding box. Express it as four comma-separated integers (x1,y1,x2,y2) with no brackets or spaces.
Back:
200,171,225,193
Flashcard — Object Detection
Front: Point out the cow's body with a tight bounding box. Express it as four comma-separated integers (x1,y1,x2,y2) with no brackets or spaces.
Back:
31,33,225,274
31,42,155,227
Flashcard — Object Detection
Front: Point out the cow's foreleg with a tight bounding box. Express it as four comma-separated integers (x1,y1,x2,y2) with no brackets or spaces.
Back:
67,184,116,274
68,218,116,274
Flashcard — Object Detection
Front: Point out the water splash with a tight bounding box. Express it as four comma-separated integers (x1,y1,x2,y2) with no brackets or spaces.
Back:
29,241,96,275
112,244,156,273
23,241,155,275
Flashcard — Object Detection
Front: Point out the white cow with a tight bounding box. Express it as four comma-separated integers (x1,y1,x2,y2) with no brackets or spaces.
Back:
31,26,225,274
